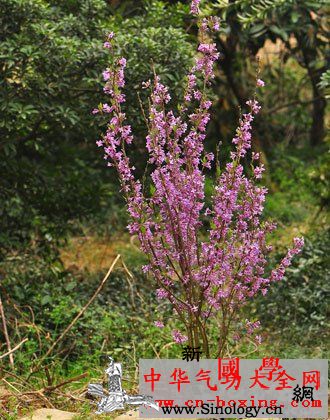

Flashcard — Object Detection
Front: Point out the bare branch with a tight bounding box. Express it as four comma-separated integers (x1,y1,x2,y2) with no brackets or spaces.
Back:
0,338,28,360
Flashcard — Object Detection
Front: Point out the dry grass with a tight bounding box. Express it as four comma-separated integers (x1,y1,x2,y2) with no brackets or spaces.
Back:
60,234,139,273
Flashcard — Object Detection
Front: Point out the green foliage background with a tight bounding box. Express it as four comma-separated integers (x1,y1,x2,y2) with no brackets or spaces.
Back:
0,0,328,417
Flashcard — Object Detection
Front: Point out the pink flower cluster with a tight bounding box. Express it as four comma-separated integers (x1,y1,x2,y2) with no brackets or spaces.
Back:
190,0,201,15
94,1,303,355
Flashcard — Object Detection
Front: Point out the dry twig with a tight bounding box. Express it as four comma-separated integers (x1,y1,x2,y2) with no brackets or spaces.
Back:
0,337,28,360
0,295,14,367
33,254,121,370
43,372,88,393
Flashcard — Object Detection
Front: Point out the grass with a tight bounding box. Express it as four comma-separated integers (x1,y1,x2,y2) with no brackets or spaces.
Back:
1,143,328,418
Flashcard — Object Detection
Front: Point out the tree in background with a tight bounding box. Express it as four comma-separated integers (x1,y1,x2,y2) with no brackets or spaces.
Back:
0,0,193,255
0,0,109,254
210,0,328,147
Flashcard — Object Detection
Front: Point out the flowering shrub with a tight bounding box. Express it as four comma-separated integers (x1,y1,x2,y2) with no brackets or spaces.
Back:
94,0,303,357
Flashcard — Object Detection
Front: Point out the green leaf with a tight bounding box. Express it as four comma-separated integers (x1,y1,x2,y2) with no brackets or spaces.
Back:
269,25,289,41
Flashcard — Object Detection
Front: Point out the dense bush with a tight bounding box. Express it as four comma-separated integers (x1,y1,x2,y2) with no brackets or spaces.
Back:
0,0,109,254
0,0,193,255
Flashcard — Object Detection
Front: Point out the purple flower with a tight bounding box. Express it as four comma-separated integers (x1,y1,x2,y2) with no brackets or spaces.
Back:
252,152,260,160
156,289,168,300
212,18,220,31
255,335,262,344
102,70,111,81
257,78,265,87
293,237,304,249
187,74,196,89
94,0,303,355
118,57,127,67
172,330,188,344
190,0,201,15
246,99,261,114
254,164,265,179
102,103,113,113
246,320,260,334
154,321,164,328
